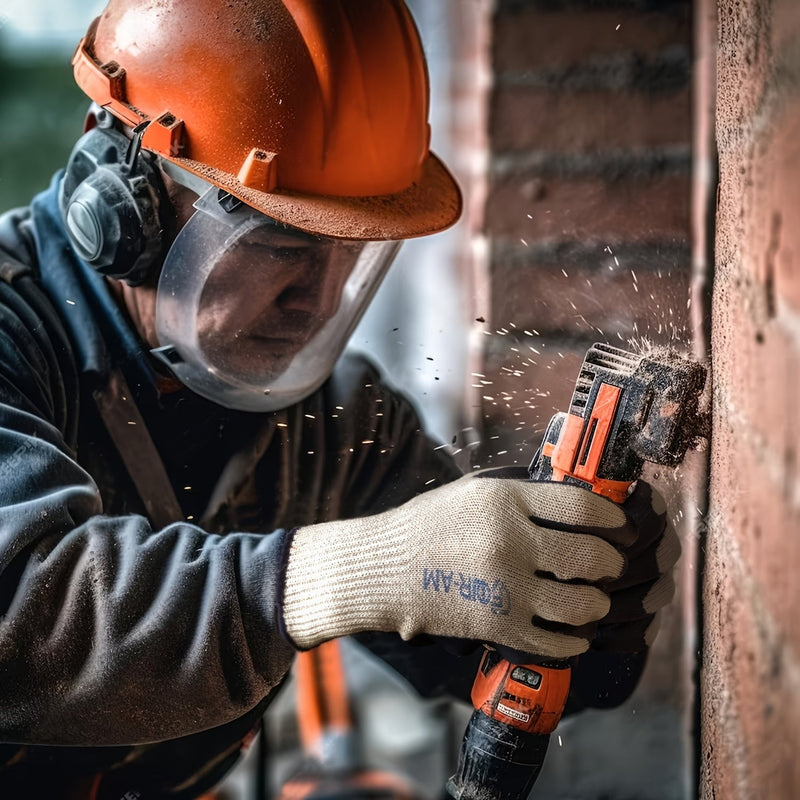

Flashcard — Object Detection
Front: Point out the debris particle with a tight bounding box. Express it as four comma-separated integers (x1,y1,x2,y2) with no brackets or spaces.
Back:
66,299,76,306
475,316,485,323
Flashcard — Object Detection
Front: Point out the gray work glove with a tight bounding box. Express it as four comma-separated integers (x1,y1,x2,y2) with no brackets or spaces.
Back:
278,469,637,659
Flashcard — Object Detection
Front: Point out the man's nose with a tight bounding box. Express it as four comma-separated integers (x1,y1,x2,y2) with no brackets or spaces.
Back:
275,281,325,315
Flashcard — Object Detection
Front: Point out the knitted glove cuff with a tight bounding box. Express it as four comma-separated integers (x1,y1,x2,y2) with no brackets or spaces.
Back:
280,513,411,649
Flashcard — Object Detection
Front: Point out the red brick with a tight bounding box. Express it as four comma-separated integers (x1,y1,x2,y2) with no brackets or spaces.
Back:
490,86,691,152
715,12,800,313
715,0,772,138
715,131,751,270
701,524,800,798
710,400,800,649
493,7,691,73
705,3,800,794
699,663,745,800
489,258,691,342
709,300,800,632
712,266,800,480
750,103,800,314
485,173,691,242
773,0,800,51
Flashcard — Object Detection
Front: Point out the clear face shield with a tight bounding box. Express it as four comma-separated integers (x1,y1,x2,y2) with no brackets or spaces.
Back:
152,169,402,412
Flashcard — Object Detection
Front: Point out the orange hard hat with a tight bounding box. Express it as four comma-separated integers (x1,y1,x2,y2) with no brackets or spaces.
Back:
72,0,462,240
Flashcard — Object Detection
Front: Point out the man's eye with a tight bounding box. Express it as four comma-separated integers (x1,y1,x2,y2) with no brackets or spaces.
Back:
242,240,307,259
269,246,307,260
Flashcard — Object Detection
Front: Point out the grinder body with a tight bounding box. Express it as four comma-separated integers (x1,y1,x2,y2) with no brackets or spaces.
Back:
446,343,706,800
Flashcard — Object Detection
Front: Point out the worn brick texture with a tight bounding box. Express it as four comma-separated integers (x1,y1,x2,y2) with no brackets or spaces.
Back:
701,0,800,797
476,0,694,462
463,0,697,797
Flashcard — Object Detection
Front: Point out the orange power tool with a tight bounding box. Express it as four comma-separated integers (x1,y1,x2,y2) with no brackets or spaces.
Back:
446,343,706,800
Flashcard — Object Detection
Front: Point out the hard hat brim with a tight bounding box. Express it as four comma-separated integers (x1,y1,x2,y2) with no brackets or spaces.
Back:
162,151,463,242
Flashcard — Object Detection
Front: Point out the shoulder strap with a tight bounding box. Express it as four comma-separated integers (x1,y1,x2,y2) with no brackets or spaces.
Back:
0,250,183,530
92,368,185,529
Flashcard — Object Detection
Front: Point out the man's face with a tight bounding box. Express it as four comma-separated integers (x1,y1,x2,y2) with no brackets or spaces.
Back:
144,162,401,411
195,225,361,381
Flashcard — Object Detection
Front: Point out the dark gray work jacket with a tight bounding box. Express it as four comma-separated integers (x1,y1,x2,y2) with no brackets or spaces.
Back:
0,175,463,798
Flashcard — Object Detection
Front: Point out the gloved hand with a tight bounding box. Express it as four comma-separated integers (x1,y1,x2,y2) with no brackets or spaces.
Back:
278,468,638,659
592,480,680,652
565,480,680,711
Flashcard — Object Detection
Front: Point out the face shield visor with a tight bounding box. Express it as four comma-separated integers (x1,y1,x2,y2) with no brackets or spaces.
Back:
152,172,402,412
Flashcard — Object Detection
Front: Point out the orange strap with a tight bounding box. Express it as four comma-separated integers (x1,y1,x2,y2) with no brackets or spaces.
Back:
72,23,185,156
63,774,102,800
295,640,351,754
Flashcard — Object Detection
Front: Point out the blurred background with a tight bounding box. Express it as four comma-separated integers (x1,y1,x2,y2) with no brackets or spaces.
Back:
0,1,712,799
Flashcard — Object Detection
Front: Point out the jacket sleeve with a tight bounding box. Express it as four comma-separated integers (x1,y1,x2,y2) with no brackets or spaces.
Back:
0,276,295,747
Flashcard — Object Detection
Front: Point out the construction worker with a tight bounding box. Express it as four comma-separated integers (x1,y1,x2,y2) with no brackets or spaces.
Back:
0,1,679,797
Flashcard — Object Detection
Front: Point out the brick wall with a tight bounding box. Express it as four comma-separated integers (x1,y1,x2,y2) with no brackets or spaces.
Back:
452,0,698,796
474,0,694,471
701,0,800,796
